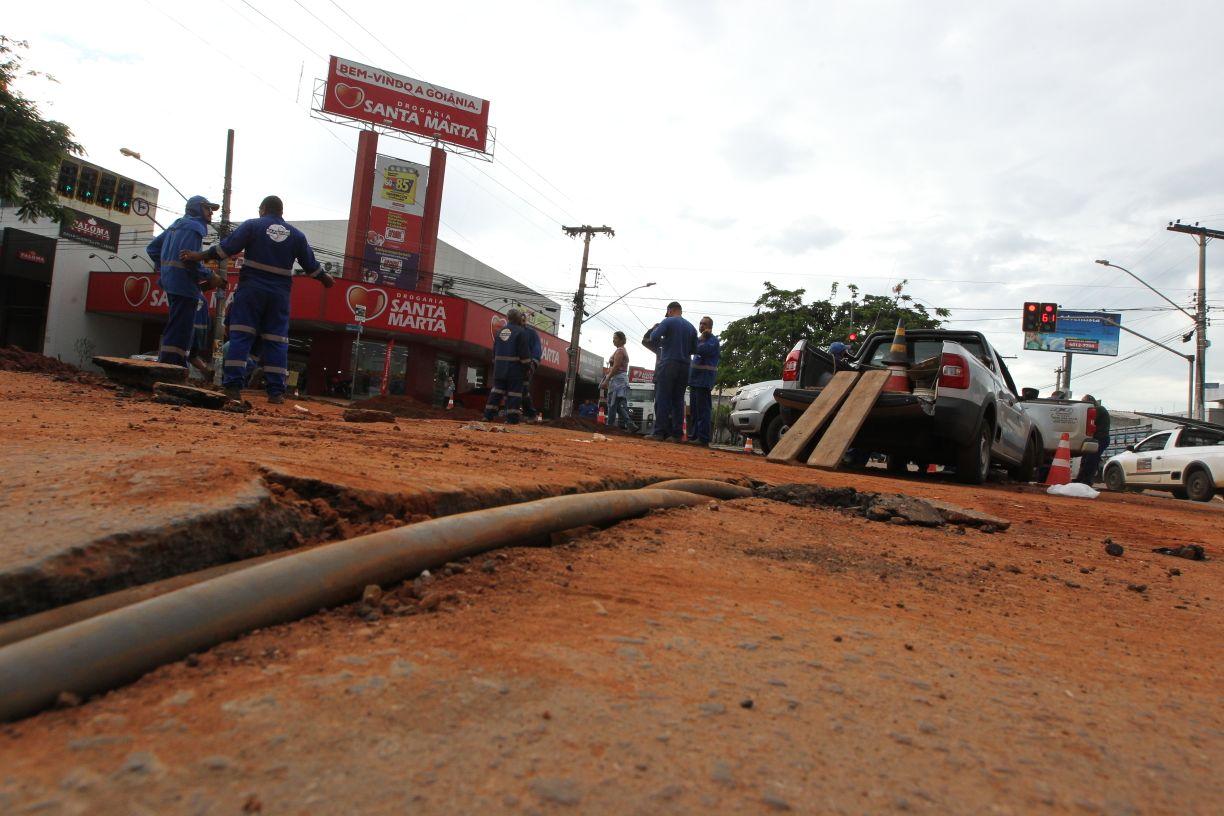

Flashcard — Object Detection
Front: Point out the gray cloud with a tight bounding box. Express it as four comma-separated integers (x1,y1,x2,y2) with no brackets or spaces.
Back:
766,218,847,255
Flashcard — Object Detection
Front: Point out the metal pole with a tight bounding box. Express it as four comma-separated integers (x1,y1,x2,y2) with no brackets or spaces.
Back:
1062,352,1073,397
561,231,592,419
351,322,363,401
1189,356,1196,417
211,129,234,386
1195,234,1207,420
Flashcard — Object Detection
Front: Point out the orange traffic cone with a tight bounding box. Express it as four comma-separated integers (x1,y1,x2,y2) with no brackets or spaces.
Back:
682,414,688,440
1045,432,1073,485
446,395,454,410
743,436,754,454
882,319,911,393
596,402,607,425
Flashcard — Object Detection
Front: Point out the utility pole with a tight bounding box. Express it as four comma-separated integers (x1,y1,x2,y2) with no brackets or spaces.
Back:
560,224,614,419
211,129,235,386
1062,352,1073,397
1166,221,1219,418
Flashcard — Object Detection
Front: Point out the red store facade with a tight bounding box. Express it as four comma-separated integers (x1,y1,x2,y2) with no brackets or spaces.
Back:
85,271,590,414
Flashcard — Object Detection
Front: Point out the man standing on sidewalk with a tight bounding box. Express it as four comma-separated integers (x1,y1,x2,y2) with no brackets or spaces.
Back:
647,302,697,442
146,195,222,368
181,195,333,404
484,309,533,424
686,316,720,446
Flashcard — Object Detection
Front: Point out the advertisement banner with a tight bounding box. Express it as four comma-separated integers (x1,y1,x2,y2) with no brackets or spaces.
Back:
362,155,428,290
325,282,462,340
1,228,57,284
628,366,654,384
1023,311,1122,356
322,56,490,152
60,207,121,253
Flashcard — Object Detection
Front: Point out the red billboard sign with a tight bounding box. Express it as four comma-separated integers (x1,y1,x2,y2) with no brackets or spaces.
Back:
324,282,463,340
322,56,490,153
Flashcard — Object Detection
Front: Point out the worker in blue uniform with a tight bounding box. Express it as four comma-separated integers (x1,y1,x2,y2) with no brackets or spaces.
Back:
647,301,697,442
521,319,543,420
686,316,720,446
484,309,534,424
145,195,221,368
182,195,333,404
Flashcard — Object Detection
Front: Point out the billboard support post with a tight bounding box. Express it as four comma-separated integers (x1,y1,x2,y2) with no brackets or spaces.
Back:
211,129,234,386
1062,352,1072,396
344,128,379,281
417,144,446,295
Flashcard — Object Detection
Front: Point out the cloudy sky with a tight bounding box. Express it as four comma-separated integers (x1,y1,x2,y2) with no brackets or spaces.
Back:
8,0,1222,411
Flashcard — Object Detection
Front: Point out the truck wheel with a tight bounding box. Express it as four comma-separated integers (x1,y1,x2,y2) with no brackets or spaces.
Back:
1171,487,1189,500
761,412,786,455
1185,468,1216,502
1008,435,1039,483
956,419,992,485
1103,464,1126,493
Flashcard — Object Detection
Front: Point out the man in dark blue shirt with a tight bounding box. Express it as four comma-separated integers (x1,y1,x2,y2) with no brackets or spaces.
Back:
484,309,534,424
183,195,333,403
687,316,720,446
647,301,697,441
145,195,221,368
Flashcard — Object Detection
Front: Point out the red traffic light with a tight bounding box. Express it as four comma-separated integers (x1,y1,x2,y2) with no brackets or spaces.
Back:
1027,303,1037,312
848,332,858,341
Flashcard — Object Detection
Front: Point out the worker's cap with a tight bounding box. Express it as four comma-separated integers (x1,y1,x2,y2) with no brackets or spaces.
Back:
185,195,220,217
829,341,847,354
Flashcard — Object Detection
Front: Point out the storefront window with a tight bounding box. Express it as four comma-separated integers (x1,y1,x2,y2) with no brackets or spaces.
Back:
351,339,408,398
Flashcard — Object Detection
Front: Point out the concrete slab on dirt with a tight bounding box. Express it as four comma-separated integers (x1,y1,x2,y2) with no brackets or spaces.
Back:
92,356,186,390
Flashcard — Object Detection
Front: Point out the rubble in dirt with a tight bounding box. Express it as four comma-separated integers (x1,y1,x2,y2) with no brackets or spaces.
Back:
152,382,232,410
546,417,637,435
756,483,1010,531
0,346,106,385
93,355,186,390
355,394,482,421
1152,544,1206,560
343,408,396,424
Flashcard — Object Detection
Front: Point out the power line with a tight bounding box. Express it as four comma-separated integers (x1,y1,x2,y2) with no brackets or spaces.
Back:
239,0,326,60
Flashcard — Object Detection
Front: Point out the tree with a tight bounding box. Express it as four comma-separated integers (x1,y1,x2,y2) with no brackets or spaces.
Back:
0,37,82,222
716,280,950,387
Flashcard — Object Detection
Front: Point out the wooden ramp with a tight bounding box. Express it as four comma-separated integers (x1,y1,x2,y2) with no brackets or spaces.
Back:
807,369,890,470
765,371,860,465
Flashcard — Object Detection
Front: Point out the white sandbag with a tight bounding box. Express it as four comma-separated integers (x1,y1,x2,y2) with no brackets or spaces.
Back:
1047,482,1100,499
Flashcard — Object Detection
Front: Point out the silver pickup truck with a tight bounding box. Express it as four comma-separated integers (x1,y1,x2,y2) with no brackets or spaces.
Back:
777,329,1053,483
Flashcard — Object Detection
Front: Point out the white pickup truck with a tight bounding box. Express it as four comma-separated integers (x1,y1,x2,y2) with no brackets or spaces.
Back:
1102,423,1224,501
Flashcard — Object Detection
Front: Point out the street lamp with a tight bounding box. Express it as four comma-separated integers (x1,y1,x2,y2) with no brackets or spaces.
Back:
1102,318,1195,417
132,254,155,271
1094,260,1196,323
88,253,112,271
109,255,134,272
119,147,189,203
585,282,656,322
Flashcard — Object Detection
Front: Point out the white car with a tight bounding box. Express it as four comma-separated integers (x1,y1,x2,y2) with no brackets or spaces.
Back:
1102,425,1224,502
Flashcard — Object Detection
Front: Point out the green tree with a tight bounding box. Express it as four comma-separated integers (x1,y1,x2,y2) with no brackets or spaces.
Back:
0,37,82,222
716,280,949,387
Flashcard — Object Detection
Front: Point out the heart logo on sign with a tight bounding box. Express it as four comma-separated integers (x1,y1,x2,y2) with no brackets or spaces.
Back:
490,314,508,338
346,285,387,322
123,276,151,307
333,83,365,109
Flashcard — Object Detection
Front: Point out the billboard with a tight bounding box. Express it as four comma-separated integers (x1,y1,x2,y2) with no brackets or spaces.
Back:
363,155,428,290
60,207,121,253
322,56,490,152
1023,310,1121,356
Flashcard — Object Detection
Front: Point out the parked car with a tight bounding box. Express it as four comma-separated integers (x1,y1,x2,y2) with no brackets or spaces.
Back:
729,379,783,453
1102,423,1224,501
776,329,1039,483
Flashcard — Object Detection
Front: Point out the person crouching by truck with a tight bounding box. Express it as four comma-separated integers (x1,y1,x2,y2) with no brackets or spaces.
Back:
1075,394,1111,484
484,309,534,424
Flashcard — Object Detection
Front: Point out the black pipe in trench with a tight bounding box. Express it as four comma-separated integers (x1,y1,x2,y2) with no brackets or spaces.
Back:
0,483,747,722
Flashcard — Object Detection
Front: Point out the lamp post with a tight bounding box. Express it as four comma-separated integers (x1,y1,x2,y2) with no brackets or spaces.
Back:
584,282,655,323
1102,318,1195,417
118,148,189,204
109,255,134,272
88,253,112,271
132,254,155,271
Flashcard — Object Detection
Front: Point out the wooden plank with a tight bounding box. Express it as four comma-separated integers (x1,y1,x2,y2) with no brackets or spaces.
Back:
765,371,860,464
806,369,890,470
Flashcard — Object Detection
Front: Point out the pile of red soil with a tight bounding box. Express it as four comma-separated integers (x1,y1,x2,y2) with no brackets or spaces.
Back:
0,347,106,385
357,394,483,421
546,416,638,435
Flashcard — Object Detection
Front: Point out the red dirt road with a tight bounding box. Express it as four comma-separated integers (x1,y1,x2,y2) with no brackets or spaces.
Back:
0,370,1220,814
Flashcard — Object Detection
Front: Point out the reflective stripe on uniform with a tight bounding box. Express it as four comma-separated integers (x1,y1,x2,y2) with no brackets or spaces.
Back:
507,392,522,398
224,360,249,368
489,388,505,395
691,364,717,370
159,345,189,356
493,355,518,361
242,258,293,276
230,324,257,334
262,334,289,343
165,260,187,269
263,366,289,375
215,244,229,260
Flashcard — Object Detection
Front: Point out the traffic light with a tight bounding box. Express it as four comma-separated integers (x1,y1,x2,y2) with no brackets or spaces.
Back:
76,166,98,204
1039,302,1058,333
114,180,134,214
97,174,117,209
847,331,859,342
1022,302,1040,332
56,161,78,198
